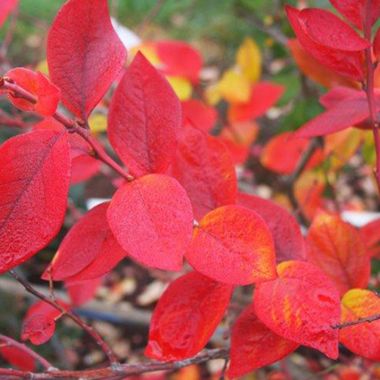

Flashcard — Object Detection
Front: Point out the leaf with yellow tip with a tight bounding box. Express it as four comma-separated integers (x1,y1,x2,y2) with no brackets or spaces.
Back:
236,37,262,83
254,260,340,359
340,289,380,360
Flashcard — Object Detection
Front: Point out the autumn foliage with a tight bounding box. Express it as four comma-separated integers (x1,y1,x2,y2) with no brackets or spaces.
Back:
1,0,380,378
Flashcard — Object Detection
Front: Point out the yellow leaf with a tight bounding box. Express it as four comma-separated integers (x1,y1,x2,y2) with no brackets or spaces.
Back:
89,113,107,133
236,37,262,83
131,43,161,66
35,59,49,76
325,129,363,170
218,69,251,104
204,83,222,105
166,75,192,101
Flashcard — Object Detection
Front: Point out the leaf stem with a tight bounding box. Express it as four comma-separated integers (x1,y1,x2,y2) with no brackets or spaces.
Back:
0,348,228,379
0,77,133,182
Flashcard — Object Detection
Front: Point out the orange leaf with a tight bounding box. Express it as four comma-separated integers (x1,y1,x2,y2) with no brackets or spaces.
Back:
254,260,340,359
288,39,359,88
145,272,232,360
306,212,370,295
261,132,323,174
340,289,380,360
186,205,277,285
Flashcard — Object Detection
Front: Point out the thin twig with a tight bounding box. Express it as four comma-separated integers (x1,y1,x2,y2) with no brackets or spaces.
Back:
280,137,323,226
0,348,228,379
333,313,380,329
9,270,119,365
0,77,133,182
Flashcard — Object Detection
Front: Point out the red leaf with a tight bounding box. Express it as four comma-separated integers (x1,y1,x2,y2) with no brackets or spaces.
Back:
295,97,370,138
145,272,232,360
330,0,380,30
0,130,70,273
374,27,380,62
5,68,60,116
237,192,306,262
319,86,364,109
182,99,217,133
22,300,67,345
340,289,380,360
298,9,369,51
288,39,359,88
0,0,17,27
47,0,126,118
286,5,365,80
42,202,126,281
306,212,370,296
155,40,203,83
261,132,323,174
360,217,380,257
186,205,277,285
33,117,101,184
254,260,340,359
107,174,193,271
71,155,101,184
228,304,299,377
228,82,284,123
66,277,103,306
171,126,237,220
0,346,35,371
108,52,181,177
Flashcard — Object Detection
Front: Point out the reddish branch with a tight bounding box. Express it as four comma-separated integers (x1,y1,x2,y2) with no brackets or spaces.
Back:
0,348,228,379
333,313,380,329
0,335,54,370
364,0,380,191
9,270,119,365
0,77,133,182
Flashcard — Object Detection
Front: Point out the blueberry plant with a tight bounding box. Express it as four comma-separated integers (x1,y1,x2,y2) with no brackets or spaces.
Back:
1,0,380,379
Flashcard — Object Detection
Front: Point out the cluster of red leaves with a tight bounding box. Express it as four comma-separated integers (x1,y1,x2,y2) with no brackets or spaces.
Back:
1,0,380,378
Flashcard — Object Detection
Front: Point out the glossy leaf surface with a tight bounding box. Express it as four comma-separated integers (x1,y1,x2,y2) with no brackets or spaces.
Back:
47,0,126,118
186,205,277,285
254,260,340,359
108,174,193,271
0,130,70,273
145,272,233,360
